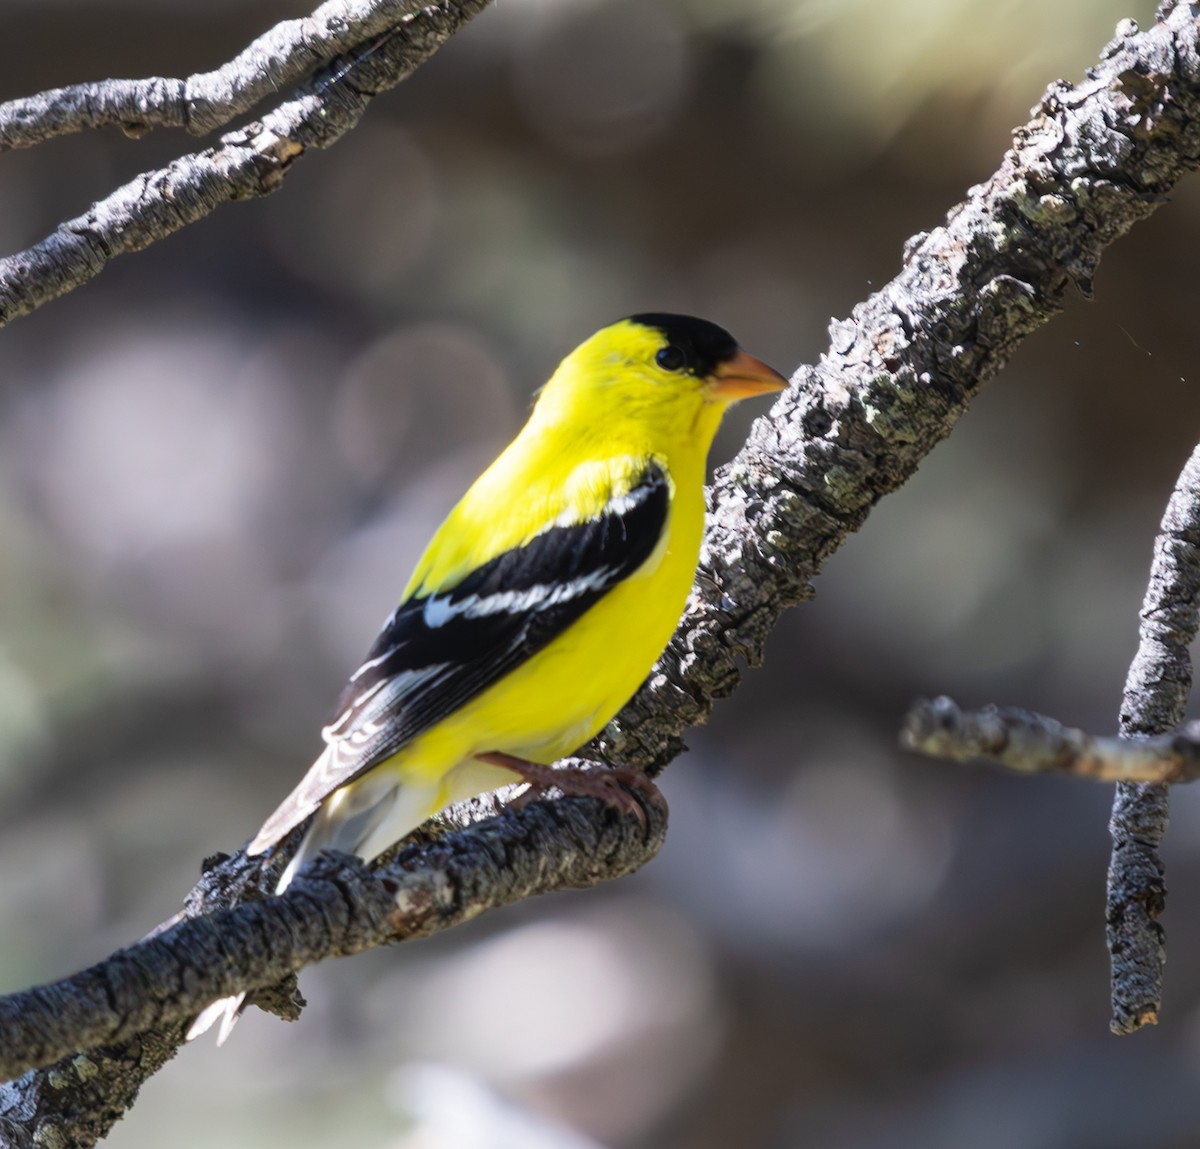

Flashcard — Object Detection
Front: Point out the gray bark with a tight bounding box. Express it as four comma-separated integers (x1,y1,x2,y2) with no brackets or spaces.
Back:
900,314,1200,1037
0,0,428,146
0,0,491,326
903,696,1200,783
1107,443,1200,1033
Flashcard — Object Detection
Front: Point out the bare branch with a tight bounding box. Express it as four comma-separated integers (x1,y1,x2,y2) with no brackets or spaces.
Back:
0,0,490,327
0,782,666,1137
901,696,1200,783
0,785,665,1081
0,0,427,148
1107,441,1200,1033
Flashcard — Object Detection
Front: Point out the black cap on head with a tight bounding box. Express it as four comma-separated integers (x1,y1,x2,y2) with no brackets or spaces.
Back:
627,313,739,377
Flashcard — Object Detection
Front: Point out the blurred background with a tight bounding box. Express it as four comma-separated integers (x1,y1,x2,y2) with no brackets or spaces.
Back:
4,0,1200,1145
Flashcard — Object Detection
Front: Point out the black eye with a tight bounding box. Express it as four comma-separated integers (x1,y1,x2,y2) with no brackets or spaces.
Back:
655,345,687,372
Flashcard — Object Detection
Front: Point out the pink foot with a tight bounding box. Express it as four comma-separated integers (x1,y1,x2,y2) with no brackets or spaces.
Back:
477,752,662,830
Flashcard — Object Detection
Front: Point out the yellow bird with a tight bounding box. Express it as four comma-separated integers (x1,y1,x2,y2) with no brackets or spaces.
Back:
190,314,784,1042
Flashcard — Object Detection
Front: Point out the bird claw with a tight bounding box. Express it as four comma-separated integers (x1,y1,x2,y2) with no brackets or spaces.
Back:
479,752,660,830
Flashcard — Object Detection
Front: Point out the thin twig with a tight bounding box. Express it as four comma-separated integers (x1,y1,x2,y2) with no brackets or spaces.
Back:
1107,443,1200,1033
0,0,426,148
901,696,1200,783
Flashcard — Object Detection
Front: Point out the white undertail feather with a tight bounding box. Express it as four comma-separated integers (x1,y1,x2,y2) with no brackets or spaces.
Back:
186,991,247,1043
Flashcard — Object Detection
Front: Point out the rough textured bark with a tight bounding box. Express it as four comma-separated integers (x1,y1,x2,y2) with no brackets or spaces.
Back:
1107,442,1200,1033
3,2,1200,1145
0,1026,187,1149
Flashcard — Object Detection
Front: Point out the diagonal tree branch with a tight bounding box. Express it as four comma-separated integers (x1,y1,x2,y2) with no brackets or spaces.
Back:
599,5,1200,776
0,0,428,148
4,2,1200,1145
0,0,491,326
0,783,667,1082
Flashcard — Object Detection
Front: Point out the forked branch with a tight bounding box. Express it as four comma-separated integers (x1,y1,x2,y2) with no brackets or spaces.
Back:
904,442,1200,1034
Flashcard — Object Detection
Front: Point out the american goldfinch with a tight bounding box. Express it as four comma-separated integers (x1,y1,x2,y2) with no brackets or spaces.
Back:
190,314,784,1042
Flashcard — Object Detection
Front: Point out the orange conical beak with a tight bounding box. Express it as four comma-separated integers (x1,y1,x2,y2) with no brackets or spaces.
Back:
710,349,788,399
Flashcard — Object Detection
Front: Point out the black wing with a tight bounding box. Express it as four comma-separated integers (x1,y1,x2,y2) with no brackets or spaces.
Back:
322,461,669,787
